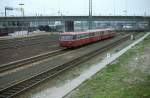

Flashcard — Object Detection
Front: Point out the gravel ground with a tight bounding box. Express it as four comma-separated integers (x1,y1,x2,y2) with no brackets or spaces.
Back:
0,35,127,90
0,34,60,65
14,32,146,98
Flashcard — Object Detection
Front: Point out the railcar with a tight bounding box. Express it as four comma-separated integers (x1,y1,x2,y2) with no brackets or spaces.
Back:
59,28,116,48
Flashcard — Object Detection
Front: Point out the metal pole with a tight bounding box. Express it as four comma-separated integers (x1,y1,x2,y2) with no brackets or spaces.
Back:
19,4,24,16
88,0,91,30
89,0,92,30
89,0,90,18
5,7,7,17
19,4,24,34
61,13,64,32
133,13,135,32
113,0,116,16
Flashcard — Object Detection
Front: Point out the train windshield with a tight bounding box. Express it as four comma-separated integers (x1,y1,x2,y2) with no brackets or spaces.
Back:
61,35,75,40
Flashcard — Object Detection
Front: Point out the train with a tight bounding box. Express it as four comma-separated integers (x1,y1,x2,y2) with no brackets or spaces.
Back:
59,28,116,48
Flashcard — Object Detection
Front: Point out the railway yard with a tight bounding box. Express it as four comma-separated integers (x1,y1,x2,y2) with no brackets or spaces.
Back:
1,0,150,98
0,31,149,98
0,33,61,65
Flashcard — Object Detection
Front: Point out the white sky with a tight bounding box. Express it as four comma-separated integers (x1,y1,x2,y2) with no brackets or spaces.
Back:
0,0,150,16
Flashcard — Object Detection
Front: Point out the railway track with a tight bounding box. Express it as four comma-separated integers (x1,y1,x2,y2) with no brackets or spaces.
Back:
0,48,66,73
0,35,58,50
0,32,129,50
0,40,58,50
0,34,130,98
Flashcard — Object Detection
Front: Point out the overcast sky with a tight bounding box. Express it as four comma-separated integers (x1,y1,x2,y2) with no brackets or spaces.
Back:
0,0,150,16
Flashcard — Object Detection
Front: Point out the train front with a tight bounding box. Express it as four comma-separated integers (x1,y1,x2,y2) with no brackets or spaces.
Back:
59,32,76,48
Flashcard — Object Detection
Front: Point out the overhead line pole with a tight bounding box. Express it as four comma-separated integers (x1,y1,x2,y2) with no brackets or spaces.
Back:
5,7,6,17
89,0,92,30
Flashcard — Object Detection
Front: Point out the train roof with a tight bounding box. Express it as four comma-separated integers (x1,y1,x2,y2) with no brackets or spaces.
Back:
60,28,114,35
60,31,89,35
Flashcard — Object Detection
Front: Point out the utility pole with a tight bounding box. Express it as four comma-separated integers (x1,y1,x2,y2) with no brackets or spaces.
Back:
143,11,147,31
89,0,92,30
113,0,116,29
113,0,116,16
5,8,6,17
19,3,25,16
58,11,64,32
133,13,136,33
19,3,25,34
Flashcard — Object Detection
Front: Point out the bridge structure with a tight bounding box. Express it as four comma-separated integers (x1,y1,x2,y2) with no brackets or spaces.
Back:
0,16,150,32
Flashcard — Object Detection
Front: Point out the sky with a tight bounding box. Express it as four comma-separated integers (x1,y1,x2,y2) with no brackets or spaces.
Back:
0,0,150,16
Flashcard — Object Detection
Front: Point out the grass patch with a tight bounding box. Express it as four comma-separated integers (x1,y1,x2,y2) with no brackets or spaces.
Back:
68,34,150,98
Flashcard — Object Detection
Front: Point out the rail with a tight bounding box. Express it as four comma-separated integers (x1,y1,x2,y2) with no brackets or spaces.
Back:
0,34,130,98
0,49,65,73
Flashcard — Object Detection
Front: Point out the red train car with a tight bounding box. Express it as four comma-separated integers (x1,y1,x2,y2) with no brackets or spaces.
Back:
59,28,116,48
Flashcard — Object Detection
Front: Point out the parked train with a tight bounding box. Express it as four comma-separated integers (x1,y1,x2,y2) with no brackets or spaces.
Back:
59,28,116,48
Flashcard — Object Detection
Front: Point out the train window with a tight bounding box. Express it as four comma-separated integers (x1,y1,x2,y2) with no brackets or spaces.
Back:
95,32,97,35
105,31,109,35
89,33,94,36
98,31,101,35
85,34,89,38
94,32,99,36
77,34,81,39
61,35,75,40
101,31,104,35
77,34,89,39
103,31,106,35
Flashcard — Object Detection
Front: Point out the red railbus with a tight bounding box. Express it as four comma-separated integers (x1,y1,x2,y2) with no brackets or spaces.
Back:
59,28,116,48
